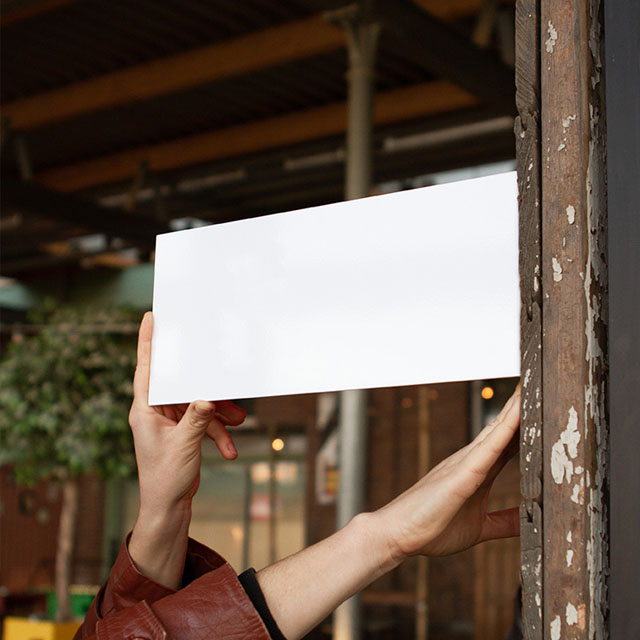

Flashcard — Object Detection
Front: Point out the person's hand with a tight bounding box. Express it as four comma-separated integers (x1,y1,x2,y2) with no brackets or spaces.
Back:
377,385,520,562
128,312,246,588
129,312,247,515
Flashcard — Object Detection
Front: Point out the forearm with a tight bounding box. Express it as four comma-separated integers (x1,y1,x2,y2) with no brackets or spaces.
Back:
128,502,192,590
256,512,399,640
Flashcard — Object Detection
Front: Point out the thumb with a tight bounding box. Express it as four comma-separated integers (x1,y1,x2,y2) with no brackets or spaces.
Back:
182,400,216,436
478,506,520,543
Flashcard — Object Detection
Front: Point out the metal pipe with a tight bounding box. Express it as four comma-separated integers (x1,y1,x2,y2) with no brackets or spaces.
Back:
268,424,278,565
241,464,253,569
333,10,379,640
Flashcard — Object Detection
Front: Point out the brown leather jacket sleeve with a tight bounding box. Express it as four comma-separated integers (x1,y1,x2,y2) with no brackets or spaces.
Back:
74,535,272,640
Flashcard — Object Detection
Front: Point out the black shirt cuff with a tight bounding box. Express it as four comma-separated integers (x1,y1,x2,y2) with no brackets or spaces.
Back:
238,568,287,640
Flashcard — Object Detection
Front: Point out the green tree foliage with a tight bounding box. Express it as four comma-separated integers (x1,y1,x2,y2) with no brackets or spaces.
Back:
0,303,138,485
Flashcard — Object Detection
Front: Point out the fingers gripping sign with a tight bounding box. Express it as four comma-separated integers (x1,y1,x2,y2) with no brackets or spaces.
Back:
379,384,521,561
129,312,246,512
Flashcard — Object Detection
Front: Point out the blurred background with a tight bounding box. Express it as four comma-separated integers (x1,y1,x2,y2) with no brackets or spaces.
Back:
0,0,521,638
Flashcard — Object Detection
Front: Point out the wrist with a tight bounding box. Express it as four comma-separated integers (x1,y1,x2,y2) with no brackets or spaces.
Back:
129,503,192,590
350,511,403,580
135,500,192,539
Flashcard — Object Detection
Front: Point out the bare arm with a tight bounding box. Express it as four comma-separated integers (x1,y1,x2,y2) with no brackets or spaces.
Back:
257,387,521,640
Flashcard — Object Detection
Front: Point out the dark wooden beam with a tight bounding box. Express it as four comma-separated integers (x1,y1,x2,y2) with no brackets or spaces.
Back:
2,16,345,130
514,0,543,637
0,0,76,27
1,177,169,245
36,81,477,192
1,224,86,258
375,0,515,113
0,249,135,276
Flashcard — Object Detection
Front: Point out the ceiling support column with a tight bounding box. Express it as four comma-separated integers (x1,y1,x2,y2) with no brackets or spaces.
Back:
333,5,379,640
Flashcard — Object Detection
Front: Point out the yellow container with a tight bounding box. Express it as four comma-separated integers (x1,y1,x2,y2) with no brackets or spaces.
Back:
2,617,80,640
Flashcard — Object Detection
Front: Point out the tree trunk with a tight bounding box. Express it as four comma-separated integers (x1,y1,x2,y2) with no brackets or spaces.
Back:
55,477,79,621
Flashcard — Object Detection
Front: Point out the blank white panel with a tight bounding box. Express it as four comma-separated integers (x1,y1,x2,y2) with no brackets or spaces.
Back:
150,171,520,404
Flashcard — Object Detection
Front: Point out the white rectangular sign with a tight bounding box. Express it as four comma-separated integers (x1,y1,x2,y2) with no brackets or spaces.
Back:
149,171,520,405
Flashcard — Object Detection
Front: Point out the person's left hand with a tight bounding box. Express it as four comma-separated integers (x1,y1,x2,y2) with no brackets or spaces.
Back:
128,312,247,588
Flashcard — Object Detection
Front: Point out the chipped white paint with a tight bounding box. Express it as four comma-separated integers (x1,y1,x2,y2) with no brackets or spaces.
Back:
551,439,571,483
562,114,577,130
551,407,580,484
552,256,563,282
567,531,572,543
557,142,566,151
566,204,576,224
566,603,578,626
564,407,580,456
524,368,532,387
571,478,585,505
567,549,574,567
546,21,558,53
571,484,581,503
550,615,561,640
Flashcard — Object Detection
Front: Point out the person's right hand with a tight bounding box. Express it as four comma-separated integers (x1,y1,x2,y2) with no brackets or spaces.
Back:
377,385,521,562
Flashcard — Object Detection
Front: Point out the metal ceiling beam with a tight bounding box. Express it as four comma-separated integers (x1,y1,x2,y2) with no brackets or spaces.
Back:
36,80,477,191
2,176,170,245
135,128,514,224
374,0,515,113
2,16,345,130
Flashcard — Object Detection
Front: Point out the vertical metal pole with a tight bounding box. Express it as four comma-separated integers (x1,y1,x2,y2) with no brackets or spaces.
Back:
241,464,253,569
333,10,379,640
268,424,278,565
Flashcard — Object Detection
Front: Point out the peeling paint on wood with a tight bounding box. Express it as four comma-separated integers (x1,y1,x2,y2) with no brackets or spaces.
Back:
541,0,609,638
545,21,558,53
552,256,563,281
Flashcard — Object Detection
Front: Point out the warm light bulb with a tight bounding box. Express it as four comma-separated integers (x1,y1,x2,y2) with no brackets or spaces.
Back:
481,386,495,400
271,437,285,452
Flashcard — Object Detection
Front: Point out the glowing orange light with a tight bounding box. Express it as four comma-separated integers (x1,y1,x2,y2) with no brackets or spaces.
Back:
271,438,285,452
401,397,413,409
481,386,495,400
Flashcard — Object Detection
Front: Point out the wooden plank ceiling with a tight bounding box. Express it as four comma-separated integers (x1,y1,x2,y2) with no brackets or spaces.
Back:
1,0,516,278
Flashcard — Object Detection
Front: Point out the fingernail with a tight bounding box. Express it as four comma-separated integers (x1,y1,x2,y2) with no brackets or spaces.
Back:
194,401,213,416
228,442,238,457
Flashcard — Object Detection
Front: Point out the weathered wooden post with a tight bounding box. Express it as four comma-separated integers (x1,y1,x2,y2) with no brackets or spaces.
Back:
516,0,609,637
